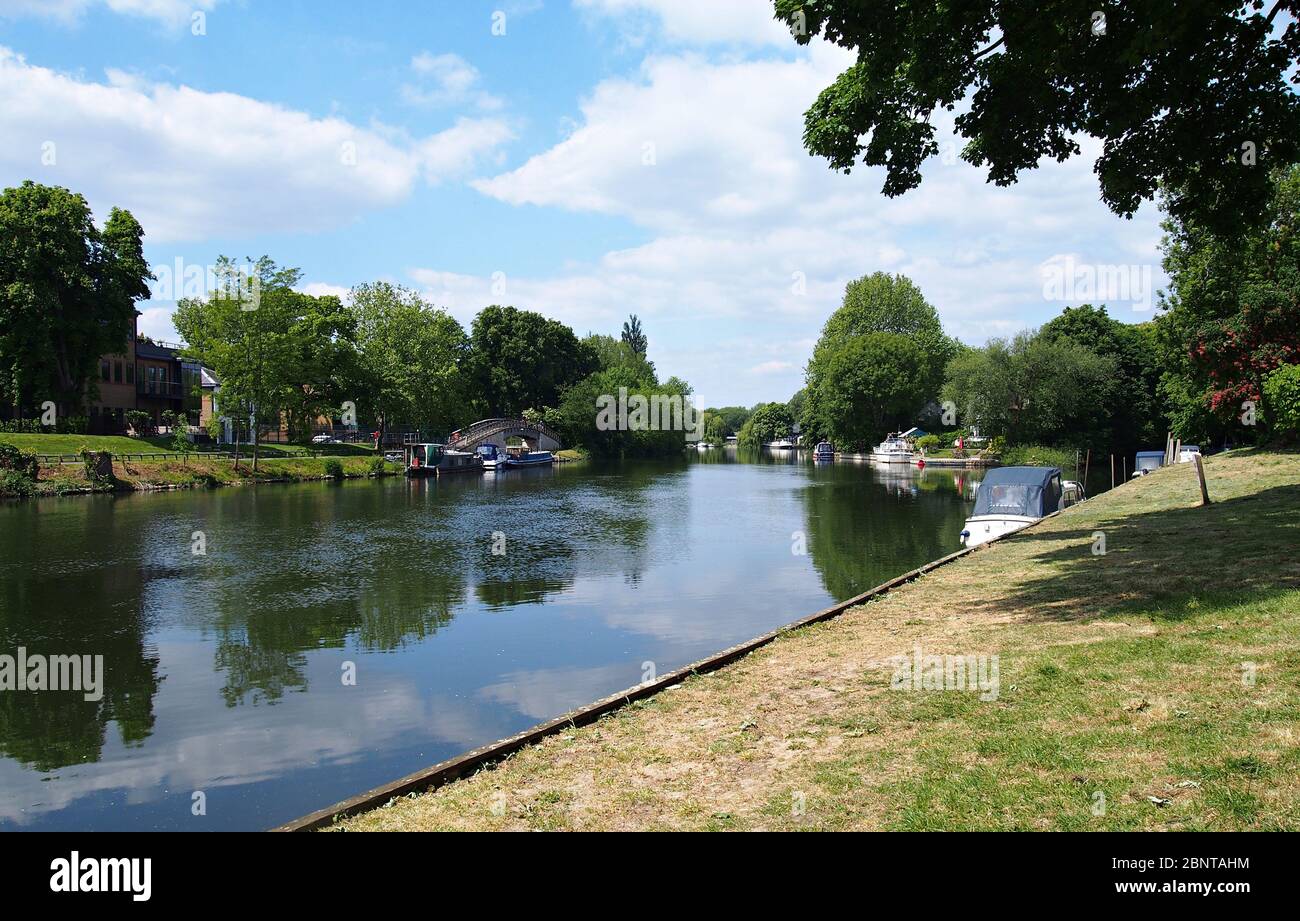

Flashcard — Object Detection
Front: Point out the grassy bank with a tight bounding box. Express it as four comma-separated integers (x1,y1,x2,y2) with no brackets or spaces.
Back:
333,449,1300,831
0,432,377,458
998,444,1078,469
17,453,397,497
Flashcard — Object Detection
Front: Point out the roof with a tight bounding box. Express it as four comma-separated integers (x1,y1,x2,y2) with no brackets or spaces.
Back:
1135,450,1165,458
134,340,181,360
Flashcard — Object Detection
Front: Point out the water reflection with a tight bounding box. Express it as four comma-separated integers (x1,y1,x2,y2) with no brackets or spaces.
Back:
0,452,976,830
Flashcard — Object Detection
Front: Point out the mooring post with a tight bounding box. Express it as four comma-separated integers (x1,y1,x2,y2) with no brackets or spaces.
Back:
1193,454,1212,506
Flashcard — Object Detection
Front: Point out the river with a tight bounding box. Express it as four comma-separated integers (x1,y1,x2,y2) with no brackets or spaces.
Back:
0,449,982,830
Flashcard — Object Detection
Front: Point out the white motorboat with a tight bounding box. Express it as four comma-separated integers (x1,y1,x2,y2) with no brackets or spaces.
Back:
869,433,914,464
813,441,835,461
959,466,1084,548
476,443,506,470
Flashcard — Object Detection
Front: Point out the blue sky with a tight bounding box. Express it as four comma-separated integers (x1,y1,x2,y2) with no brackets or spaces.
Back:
0,0,1167,407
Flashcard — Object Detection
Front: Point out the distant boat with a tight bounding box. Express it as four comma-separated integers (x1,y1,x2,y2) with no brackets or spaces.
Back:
959,466,1084,548
477,443,505,470
1178,445,1202,463
406,443,483,477
869,433,914,464
813,441,835,462
504,449,554,468
1133,450,1165,477
696,442,715,451
765,438,796,450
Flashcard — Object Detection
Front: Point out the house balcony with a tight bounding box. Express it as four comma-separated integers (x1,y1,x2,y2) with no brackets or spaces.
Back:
137,379,184,399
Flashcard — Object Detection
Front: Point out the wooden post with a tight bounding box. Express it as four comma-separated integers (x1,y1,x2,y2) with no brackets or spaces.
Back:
1110,454,1115,491
1083,449,1091,488
1193,454,1212,506
1122,457,1127,482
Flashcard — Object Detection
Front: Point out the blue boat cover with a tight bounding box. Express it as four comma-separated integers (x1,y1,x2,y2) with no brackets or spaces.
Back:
972,466,1062,518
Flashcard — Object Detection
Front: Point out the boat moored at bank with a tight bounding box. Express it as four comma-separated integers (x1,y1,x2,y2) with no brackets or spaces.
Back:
813,441,835,462
959,466,1084,548
477,443,506,470
406,443,484,477
504,449,554,468
869,432,915,464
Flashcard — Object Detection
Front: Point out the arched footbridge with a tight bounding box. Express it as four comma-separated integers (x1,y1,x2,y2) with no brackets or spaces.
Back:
446,418,563,453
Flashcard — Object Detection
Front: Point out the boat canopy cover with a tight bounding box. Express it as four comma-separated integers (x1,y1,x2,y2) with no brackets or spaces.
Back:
972,466,1062,519
1135,451,1165,458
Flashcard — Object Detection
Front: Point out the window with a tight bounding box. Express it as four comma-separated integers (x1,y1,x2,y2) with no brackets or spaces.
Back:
126,363,134,384
101,360,110,382
114,361,123,384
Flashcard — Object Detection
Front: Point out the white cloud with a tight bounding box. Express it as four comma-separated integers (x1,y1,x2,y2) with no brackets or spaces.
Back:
0,0,220,27
402,52,502,111
0,47,513,241
574,0,792,46
457,46,1167,404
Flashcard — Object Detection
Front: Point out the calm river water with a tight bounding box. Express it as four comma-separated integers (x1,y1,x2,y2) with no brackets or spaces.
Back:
0,449,982,830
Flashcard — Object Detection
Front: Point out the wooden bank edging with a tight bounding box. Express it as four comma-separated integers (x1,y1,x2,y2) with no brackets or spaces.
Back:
272,529,1045,832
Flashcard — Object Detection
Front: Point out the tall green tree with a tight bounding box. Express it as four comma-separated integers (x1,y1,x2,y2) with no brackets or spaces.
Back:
0,181,150,418
943,330,1115,446
1040,304,1162,456
774,0,1300,235
1156,163,1300,445
621,313,648,356
175,258,337,470
470,305,598,417
347,282,469,440
815,332,930,448
584,332,657,379
803,272,953,437
739,402,795,446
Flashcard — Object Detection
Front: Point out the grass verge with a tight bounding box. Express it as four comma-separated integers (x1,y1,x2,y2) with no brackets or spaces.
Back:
17,454,398,497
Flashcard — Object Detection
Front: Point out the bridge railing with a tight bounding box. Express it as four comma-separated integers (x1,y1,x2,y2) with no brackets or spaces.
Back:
447,417,561,448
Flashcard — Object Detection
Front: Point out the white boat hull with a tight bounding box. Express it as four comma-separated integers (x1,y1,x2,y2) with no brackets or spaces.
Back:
960,514,1039,548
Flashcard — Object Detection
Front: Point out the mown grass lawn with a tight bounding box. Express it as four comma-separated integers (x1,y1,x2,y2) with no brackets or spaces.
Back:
332,449,1300,831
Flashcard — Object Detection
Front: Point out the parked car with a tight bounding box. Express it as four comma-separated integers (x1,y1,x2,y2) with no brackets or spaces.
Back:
311,434,338,444
383,451,404,464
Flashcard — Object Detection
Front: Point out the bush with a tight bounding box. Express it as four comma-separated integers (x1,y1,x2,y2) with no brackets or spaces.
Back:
324,459,345,480
0,469,36,498
80,449,114,486
367,456,386,476
126,410,152,436
0,442,40,480
57,415,88,435
1263,364,1300,440
1,418,43,434
915,434,941,452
